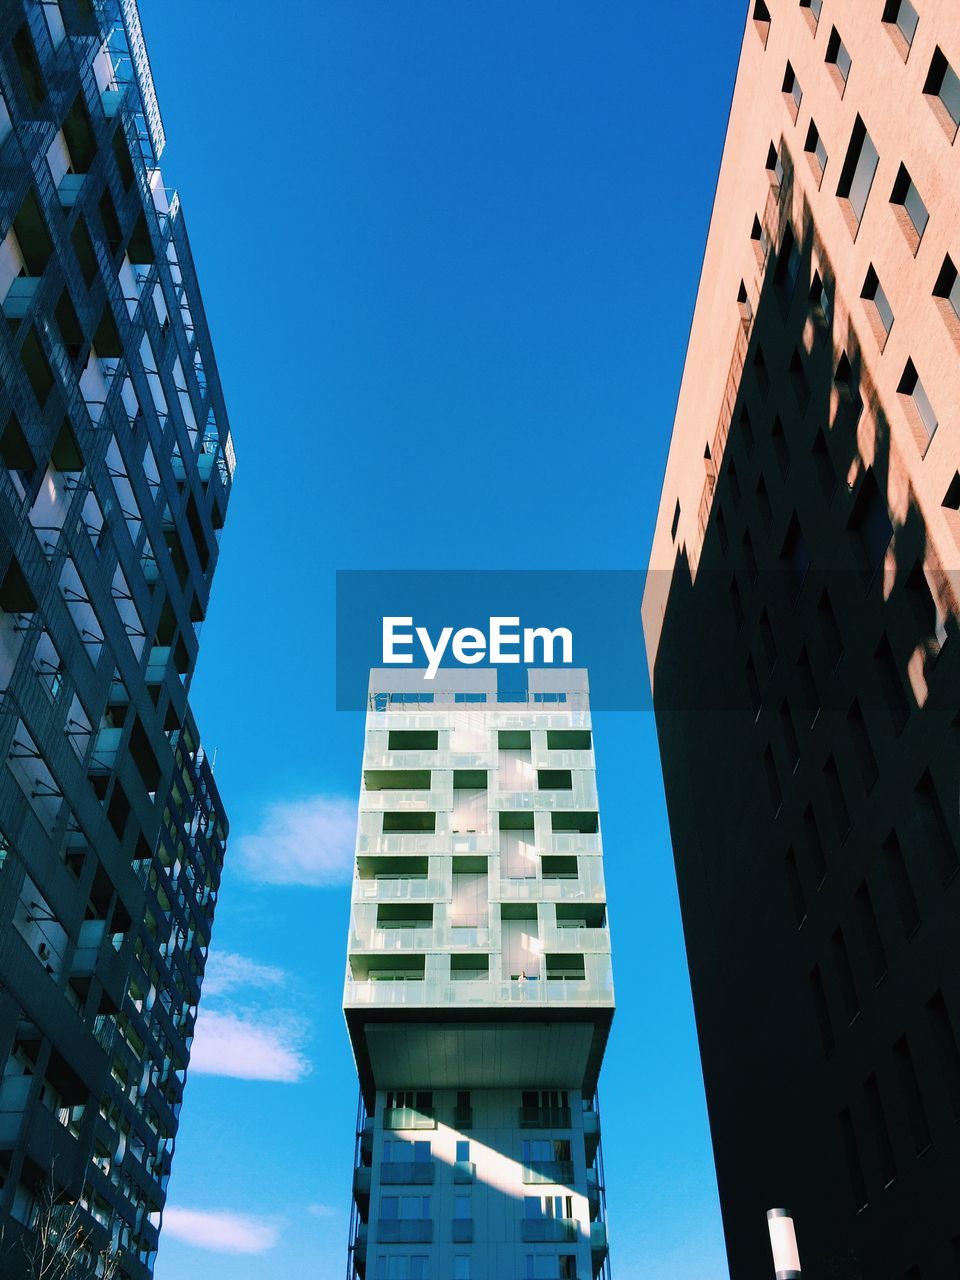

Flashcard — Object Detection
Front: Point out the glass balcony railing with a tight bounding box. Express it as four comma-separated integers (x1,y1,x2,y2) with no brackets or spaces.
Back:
521,1216,578,1243
522,1159,574,1184
345,957,613,1011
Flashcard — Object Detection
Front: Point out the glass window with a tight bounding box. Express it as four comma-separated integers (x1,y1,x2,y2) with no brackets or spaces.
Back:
453,1259,471,1280
454,1195,471,1220
926,48,960,131
456,1140,470,1162
838,118,879,226
826,27,852,84
413,1141,431,1164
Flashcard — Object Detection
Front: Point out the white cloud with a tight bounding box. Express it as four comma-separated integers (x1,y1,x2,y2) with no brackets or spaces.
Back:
234,795,357,886
162,1207,279,1254
202,950,287,998
306,1203,339,1219
189,1010,310,1083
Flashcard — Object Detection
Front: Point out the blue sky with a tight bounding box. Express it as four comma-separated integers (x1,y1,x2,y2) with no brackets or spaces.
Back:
142,2,747,1276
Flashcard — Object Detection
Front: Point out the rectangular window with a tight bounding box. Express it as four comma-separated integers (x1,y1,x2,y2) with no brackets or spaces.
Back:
893,1036,931,1153
810,271,833,329
849,470,893,578
839,1107,868,1210
831,925,859,1021
803,805,828,884
933,255,960,351
800,0,822,30
454,1195,471,1220
453,1259,471,1280
826,27,852,91
883,832,920,938
875,636,910,734
804,120,828,183
863,1074,897,1186
775,226,801,299
882,0,919,58
915,770,959,885
924,48,960,141
810,965,834,1053
782,62,803,122
861,266,894,348
890,165,929,254
927,991,960,1117
766,141,785,190
854,880,887,981
897,359,938,452
837,117,879,234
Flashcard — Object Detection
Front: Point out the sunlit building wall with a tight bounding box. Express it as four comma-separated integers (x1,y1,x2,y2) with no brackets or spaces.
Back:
344,669,613,1280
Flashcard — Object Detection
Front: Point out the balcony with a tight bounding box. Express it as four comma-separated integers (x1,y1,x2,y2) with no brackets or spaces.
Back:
452,1220,473,1243
583,1108,600,1164
521,1217,578,1243
453,1160,475,1183
383,1107,435,1131
352,1165,370,1210
381,1161,434,1184
344,958,614,1011
353,877,446,902
377,1219,432,1244
522,1160,574,1185
519,1106,572,1129
591,1219,609,1264
453,1105,473,1129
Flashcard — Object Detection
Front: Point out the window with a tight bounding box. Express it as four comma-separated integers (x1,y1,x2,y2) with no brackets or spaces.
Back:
854,880,887,981
915,770,959,885
810,965,834,1053
753,0,771,47
883,832,919,937
743,530,758,586
375,1258,429,1280
789,348,810,411
890,165,928,254
785,849,806,925
924,48,960,142
848,470,892,577
926,991,960,1117
765,141,785,190
839,1108,868,1210
882,0,919,59
817,591,843,670
771,415,789,478
782,62,803,122
737,279,753,327
812,430,836,499
810,270,832,328
453,1259,471,1280
775,225,801,299
823,755,851,844
753,346,770,400
779,701,800,772
863,1074,897,1186
756,475,772,533
893,1036,931,1153
731,578,745,633
759,608,777,673
861,266,894,348
454,1195,471,1220
764,746,782,816
671,500,681,541
781,515,809,599
796,649,820,728
933,255,960,350
875,636,910,734
800,0,822,31
831,925,859,1021
804,120,828,183
825,27,852,92
897,359,938,451
847,700,878,792
837,117,879,234
834,351,863,424
751,213,771,266
803,805,828,884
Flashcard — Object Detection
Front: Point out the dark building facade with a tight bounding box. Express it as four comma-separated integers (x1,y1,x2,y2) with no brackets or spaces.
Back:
0,1,233,1274
643,2,960,1278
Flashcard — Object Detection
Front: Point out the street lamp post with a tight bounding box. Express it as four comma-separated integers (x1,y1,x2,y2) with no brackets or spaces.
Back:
767,1208,802,1279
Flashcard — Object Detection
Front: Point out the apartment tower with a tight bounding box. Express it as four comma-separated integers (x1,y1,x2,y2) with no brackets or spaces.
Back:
344,668,613,1280
643,1,960,1277
0,2,233,1274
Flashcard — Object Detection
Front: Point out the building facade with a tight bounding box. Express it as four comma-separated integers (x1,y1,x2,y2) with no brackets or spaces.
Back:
344,668,612,1280
643,2,960,1277
0,1,233,1274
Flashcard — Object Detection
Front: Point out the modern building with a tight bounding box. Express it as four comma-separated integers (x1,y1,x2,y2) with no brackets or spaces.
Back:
0,1,233,1274
643,2,960,1277
343,668,613,1280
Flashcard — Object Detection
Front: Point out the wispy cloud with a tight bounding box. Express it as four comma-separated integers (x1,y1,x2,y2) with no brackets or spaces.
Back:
306,1203,339,1220
162,1207,279,1254
189,1010,311,1083
234,795,356,886
202,949,287,998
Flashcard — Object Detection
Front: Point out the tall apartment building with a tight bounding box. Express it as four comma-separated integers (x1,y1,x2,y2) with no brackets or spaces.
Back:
0,2,233,1274
343,668,613,1280
643,2,960,1277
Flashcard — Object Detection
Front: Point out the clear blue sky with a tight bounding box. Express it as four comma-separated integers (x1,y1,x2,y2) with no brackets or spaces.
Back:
142,2,747,1276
